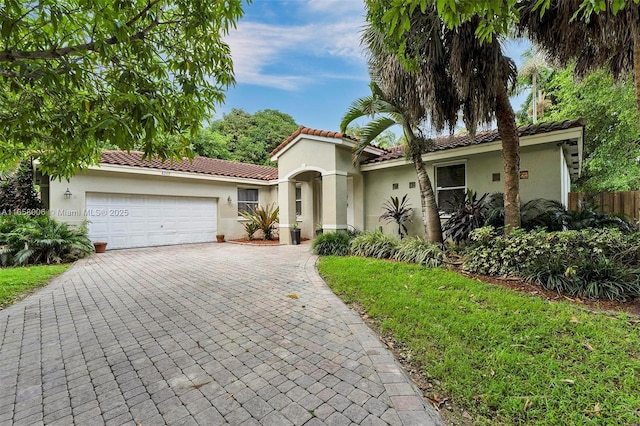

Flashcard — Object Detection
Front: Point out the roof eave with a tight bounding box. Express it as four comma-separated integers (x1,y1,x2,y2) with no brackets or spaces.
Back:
361,126,585,172
270,133,368,161
90,163,277,185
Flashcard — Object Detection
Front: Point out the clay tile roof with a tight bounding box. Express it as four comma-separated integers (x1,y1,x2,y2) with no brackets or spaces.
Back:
270,126,357,157
363,118,586,164
100,151,278,181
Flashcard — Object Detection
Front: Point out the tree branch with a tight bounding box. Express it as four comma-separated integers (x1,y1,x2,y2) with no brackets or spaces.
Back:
0,19,161,62
0,0,164,62
126,0,163,27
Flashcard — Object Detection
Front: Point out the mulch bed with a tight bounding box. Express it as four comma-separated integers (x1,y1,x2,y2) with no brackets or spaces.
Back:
228,238,310,245
229,238,280,245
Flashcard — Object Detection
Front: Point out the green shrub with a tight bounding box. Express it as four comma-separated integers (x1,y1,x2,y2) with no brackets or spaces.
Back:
0,214,93,266
350,231,399,259
346,225,362,238
443,189,488,244
484,194,566,231
485,193,637,233
463,226,640,301
312,232,351,256
0,213,33,235
394,237,446,267
559,203,638,233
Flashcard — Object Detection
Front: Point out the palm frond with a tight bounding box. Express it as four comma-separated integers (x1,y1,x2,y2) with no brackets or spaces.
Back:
340,95,376,132
353,117,397,161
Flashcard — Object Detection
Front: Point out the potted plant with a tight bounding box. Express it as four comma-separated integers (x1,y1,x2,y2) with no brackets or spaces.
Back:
290,223,301,245
315,223,323,236
216,234,225,243
93,241,107,253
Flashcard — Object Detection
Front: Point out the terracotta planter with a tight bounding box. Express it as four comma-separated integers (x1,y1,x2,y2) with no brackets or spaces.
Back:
216,235,225,243
93,242,107,253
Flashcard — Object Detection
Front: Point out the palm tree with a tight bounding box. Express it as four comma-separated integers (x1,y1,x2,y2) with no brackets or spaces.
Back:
444,19,522,229
340,82,444,244
364,2,522,230
528,91,552,120
519,49,550,123
519,1,640,116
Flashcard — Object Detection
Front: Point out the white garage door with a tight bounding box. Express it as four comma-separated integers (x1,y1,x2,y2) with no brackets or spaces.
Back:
86,193,217,249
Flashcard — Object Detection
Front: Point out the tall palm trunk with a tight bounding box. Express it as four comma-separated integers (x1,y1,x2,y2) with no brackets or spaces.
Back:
634,26,640,115
495,82,521,232
404,126,443,244
532,70,538,123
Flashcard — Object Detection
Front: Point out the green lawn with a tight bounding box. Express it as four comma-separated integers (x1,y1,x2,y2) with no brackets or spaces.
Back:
318,256,640,425
0,264,70,308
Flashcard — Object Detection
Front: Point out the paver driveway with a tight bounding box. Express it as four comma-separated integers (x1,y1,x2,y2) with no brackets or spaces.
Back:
0,243,443,425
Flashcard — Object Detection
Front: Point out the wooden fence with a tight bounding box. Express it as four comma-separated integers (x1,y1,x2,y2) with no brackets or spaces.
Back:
568,191,640,220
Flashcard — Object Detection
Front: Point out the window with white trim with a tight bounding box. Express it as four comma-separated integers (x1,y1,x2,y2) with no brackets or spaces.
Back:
436,163,466,214
295,185,302,216
237,188,258,214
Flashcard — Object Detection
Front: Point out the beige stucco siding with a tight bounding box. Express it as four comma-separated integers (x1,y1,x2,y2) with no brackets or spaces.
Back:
277,139,338,178
49,168,275,240
363,163,424,236
335,146,361,176
363,143,564,237
518,144,563,201
461,144,562,201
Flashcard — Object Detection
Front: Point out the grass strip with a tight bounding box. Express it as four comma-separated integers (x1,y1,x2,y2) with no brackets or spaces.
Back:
318,256,640,425
0,264,70,308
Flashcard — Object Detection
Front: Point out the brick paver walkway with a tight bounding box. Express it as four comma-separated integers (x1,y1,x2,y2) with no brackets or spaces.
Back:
0,243,443,425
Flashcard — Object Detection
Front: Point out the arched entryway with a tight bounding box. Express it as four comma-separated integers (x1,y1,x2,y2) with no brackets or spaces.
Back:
270,128,379,244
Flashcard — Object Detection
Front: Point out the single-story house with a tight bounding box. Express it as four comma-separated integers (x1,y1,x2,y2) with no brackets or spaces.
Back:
45,118,584,248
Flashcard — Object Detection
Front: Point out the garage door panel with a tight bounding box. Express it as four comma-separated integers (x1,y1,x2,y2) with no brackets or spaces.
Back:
109,235,129,248
86,193,217,249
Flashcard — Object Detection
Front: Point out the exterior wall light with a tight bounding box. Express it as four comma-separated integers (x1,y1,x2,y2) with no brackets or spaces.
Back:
227,195,232,204
64,188,72,199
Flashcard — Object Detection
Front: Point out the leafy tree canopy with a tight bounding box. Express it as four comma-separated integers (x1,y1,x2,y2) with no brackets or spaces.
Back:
528,67,640,192
0,0,247,178
381,0,638,44
190,109,298,166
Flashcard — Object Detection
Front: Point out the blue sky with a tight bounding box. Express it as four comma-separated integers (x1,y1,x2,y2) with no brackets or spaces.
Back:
219,0,530,133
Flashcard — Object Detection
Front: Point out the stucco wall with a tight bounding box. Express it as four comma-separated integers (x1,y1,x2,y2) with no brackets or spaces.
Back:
277,139,337,178
275,137,365,239
49,168,275,240
363,143,564,237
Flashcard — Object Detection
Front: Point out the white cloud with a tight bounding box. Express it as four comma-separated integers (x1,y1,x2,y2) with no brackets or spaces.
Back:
318,21,365,59
226,22,315,89
225,1,367,90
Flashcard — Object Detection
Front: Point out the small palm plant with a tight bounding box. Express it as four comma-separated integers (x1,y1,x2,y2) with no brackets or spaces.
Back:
239,203,279,241
379,194,412,239
242,220,260,241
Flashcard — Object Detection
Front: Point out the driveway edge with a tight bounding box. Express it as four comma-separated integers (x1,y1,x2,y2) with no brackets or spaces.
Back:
305,255,444,426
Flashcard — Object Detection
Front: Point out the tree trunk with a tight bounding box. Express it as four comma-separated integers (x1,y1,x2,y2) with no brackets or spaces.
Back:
633,26,640,117
409,147,443,244
495,82,521,232
532,71,537,123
